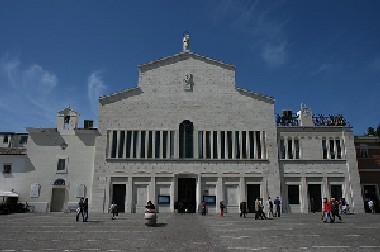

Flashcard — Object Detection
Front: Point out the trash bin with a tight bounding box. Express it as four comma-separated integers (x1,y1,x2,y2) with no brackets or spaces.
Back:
145,202,156,226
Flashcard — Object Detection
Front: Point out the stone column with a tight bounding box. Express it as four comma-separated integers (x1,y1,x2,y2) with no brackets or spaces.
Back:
239,131,243,159
145,131,149,159
122,131,126,159
150,176,156,204
284,136,289,159
240,177,246,202
174,130,179,159
246,131,250,159
254,131,258,159
301,177,308,213
211,131,214,159
152,131,156,159
217,176,223,213
203,131,207,159
127,176,133,213
107,130,111,158
194,131,198,159
322,177,328,199
196,174,202,213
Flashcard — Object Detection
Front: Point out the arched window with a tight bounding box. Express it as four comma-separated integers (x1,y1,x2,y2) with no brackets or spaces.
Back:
179,120,194,158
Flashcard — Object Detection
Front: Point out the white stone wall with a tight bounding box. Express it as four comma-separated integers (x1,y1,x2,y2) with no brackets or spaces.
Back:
92,53,280,213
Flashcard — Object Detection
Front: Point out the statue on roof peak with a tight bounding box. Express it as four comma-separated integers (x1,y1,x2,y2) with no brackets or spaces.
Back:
183,32,190,52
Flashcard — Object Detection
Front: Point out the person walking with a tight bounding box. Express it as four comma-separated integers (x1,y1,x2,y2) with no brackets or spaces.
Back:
220,201,224,217
268,197,273,219
201,200,207,216
324,200,332,223
83,198,89,222
274,197,281,217
368,199,374,214
110,202,118,220
254,198,260,220
240,201,247,218
79,198,85,222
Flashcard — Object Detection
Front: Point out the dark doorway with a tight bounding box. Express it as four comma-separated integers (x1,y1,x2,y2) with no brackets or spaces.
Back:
247,184,260,213
363,185,379,213
178,178,196,213
308,184,322,212
112,184,126,213
330,185,342,200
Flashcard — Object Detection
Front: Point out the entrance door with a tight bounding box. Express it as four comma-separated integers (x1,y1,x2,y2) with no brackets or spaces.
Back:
308,184,322,212
247,184,260,213
51,188,66,212
178,178,196,213
112,184,126,213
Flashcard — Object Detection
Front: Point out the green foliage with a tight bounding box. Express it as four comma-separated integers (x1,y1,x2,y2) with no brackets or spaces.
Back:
368,127,375,136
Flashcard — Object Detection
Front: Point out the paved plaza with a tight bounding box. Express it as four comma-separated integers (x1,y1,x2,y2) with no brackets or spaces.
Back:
1,212,380,251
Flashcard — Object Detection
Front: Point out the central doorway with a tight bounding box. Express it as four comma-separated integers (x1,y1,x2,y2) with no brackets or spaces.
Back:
247,184,260,213
178,178,196,213
112,184,126,213
308,184,322,212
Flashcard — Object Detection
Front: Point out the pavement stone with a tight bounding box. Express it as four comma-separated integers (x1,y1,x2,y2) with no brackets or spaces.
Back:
0,212,379,251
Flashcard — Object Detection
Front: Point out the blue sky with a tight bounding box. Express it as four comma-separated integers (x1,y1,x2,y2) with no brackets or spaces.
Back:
0,0,379,135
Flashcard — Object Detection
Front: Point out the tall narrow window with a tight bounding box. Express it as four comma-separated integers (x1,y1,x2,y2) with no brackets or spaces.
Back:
235,131,240,159
118,131,125,158
198,131,203,159
360,144,368,158
256,131,261,159
294,139,300,159
227,131,232,159
57,159,66,171
249,131,254,159
330,185,342,200
126,131,132,158
322,139,327,159
147,131,153,159
242,131,247,159
336,140,341,159
288,139,293,159
206,131,211,159
279,139,285,159
213,131,218,159
221,131,226,159
170,131,174,159
179,120,194,158
140,131,146,158
329,139,335,159
155,131,160,158
111,131,117,158
133,131,139,158
163,131,168,159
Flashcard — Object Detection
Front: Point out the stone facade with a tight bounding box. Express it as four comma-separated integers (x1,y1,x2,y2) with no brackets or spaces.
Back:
0,42,365,214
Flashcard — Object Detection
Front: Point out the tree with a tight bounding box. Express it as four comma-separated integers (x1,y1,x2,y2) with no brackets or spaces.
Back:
368,127,375,136
376,123,380,136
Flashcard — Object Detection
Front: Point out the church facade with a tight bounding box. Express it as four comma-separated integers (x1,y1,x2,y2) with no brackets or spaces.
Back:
90,37,363,214
0,37,364,214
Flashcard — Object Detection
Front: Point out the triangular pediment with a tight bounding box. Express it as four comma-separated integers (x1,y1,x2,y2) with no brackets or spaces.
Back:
138,51,235,72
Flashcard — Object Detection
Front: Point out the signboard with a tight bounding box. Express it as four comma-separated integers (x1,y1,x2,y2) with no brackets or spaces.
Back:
30,183,41,198
76,184,86,198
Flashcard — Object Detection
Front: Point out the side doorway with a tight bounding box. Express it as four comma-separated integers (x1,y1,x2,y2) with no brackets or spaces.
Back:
308,184,322,212
247,184,260,213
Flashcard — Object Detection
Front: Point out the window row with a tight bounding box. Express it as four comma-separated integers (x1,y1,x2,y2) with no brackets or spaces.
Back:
107,130,266,160
279,138,300,159
322,139,343,159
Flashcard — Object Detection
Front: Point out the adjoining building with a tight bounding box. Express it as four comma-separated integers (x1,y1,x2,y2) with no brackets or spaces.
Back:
355,135,380,212
0,36,365,213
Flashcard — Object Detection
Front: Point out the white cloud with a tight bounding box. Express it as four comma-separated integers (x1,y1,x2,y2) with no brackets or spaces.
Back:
262,42,287,66
310,64,331,75
212,0,289,67
0,54,60,131
87,70,107,117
